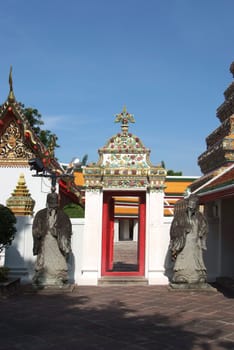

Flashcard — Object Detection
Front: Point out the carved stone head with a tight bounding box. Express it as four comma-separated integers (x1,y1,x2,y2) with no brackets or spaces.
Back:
187,194,199,212
46,192,59,209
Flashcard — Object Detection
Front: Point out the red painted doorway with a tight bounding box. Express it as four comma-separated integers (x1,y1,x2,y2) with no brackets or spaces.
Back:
101,191,146,276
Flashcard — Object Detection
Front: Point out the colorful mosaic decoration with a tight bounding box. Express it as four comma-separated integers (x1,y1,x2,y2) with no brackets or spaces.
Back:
83,107,166,190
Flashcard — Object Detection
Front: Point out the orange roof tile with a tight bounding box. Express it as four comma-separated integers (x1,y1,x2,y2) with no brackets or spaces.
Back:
74,172,85,186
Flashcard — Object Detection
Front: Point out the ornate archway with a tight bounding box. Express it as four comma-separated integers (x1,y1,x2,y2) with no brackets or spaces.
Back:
82,107,166,283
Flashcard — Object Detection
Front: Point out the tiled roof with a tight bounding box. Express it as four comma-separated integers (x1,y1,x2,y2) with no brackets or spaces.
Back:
198,166,234,195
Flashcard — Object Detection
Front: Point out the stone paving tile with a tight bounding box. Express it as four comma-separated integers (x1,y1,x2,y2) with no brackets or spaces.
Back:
0,285,234,349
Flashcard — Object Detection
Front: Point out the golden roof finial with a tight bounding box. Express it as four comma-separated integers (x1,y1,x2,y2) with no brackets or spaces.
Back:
114,106,135,124
114,106,135,135
8,65,15,102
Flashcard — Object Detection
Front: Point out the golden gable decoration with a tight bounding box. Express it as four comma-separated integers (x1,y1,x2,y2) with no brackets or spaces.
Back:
0,121,34,166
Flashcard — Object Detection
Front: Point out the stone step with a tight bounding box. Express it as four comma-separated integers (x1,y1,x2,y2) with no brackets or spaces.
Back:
98,276,148,286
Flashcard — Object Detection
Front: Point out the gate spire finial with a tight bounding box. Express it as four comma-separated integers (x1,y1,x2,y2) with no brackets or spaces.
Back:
115,106,135,134
8,65,15,102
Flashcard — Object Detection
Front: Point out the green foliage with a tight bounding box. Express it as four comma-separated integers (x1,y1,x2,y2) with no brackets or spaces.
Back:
161,161,183,176
20,104,59,149
0,205,16,252
167,170,183,176
0,267,9,282
81,154,88,166
63,203,85,218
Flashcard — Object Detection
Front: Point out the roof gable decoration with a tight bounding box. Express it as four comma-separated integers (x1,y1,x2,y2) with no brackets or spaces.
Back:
0,67,59,172
83,107,166,190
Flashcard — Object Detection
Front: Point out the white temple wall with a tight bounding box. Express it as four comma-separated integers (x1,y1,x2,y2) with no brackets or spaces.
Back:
4,216,85,284
2,212,221,285
3,199,224,285
5,216,35,283
68,219,85,284
4,218,172,286
78,189,103,285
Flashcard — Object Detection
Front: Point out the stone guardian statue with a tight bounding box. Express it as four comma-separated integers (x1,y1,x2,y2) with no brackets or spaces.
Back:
32,192,72,288
169,194,208,287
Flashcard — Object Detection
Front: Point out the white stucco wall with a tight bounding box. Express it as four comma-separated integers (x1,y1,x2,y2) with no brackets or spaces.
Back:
78,189,103,285
4,185,227,286
4,203,173,286
5,216,85,284
5,216,36,283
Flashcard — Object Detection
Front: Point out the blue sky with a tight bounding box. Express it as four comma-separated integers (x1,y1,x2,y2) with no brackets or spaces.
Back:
0,0,234,175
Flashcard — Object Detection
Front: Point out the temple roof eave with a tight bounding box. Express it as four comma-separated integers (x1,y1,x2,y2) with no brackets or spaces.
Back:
191,163,234,198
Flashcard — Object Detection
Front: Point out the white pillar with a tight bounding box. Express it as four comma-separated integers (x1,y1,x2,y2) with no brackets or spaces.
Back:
114,219,119,242
79,189,103,285
146,190,169,285
119,220,130,240
133,219,138,242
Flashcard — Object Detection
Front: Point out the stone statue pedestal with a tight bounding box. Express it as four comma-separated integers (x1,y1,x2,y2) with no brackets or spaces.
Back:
32,283,75,293
169,282,216,291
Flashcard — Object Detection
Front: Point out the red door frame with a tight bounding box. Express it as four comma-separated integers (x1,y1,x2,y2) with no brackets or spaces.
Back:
101,191,146,276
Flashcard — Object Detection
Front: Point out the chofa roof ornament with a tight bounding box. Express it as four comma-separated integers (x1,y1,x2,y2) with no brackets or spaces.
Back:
8,66,15,102
115,106,135,135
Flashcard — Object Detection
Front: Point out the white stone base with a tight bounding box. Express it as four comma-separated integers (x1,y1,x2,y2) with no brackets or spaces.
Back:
77,271,99,286
148,271,169,285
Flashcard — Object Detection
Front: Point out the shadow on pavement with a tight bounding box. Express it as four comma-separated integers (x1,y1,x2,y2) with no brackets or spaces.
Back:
0,286,233,350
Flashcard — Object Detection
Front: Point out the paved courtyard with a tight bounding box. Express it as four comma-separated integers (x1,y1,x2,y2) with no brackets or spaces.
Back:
0,284,234,350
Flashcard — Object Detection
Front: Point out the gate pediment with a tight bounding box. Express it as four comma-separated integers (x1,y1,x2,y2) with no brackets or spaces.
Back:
83,107,166,191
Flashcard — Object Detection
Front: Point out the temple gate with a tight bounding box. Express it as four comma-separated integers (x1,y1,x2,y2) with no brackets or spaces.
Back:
80,107,167,285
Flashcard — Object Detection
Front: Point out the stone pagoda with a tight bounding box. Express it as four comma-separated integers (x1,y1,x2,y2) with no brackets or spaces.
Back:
191,61,234,192
6,173,35,216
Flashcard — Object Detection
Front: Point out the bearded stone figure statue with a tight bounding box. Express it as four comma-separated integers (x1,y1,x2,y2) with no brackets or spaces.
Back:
169,194,208,287
32,192,72,287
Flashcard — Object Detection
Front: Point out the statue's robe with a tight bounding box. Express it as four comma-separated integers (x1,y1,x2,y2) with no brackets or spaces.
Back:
32,208,72,286
170,210,208,284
